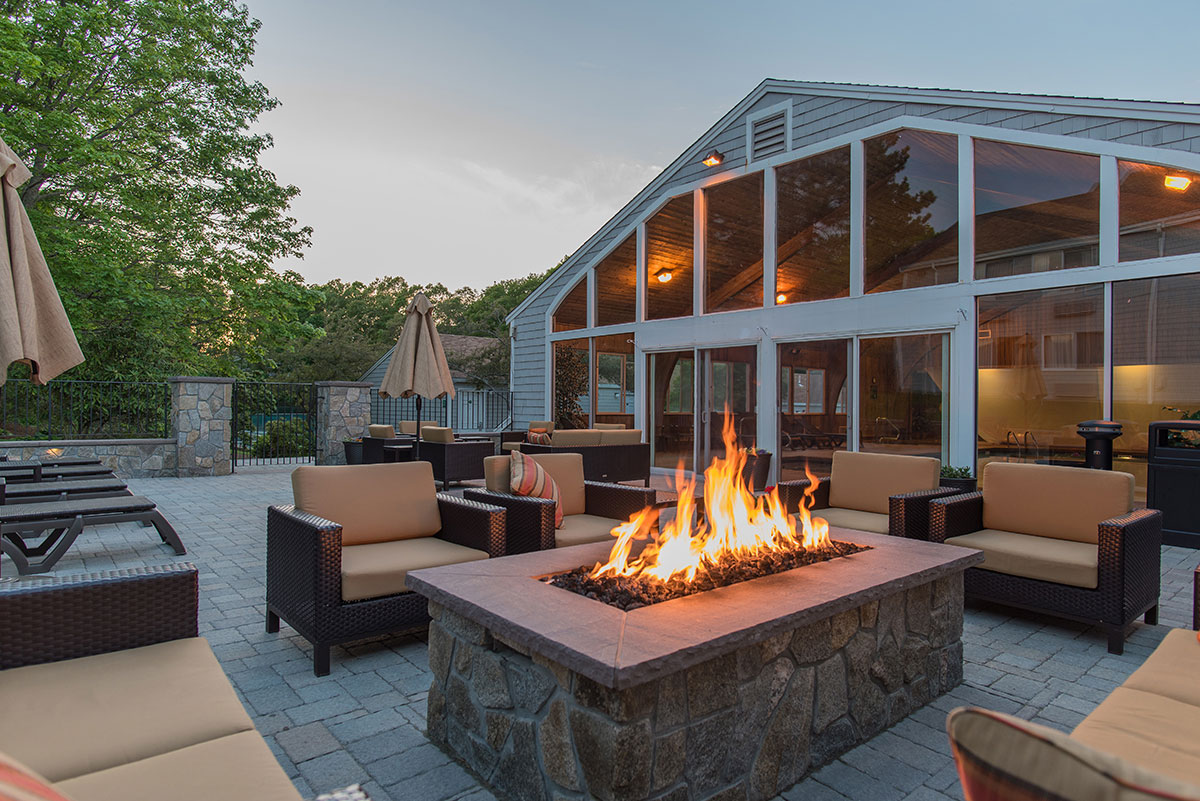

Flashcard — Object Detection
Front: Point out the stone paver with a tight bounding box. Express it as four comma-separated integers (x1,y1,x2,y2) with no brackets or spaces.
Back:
4,464,1194,801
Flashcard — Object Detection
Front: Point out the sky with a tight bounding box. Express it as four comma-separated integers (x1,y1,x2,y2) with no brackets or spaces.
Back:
243,0,1200,290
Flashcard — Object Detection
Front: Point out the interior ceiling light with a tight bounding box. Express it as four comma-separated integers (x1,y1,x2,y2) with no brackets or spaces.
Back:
701,149,724,167
1164,175,1192,191
776,292,788,303
657,271,673,283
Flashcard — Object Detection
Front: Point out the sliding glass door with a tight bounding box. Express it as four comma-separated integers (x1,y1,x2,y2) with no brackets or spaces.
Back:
699,346,758,467
778,340,850,481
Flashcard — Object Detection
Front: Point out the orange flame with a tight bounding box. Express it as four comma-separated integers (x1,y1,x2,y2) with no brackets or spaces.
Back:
591,409,829,583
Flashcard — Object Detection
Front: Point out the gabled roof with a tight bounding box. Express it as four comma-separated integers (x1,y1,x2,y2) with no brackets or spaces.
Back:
360,333,501,385
507,80,1200,323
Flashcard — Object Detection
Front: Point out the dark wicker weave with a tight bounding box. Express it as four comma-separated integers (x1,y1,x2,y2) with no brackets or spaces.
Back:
1193,561,1199,631
0,476,130,504
776,476,960,539
419,439,496,489
266,493,506,676
463,481,656,555
0,563,198,669
519,442,651,486
929,492,1162,654
361,435,415,464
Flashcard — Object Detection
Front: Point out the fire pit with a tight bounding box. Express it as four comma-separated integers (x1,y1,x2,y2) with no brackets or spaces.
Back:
407,417,983,801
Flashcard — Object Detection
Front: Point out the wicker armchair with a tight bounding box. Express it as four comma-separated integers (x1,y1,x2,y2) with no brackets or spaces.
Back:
930,462,1161,654
266,462,505,675
463,453,655,555
361,424,414,464
778,450,960,538
417,426,496,489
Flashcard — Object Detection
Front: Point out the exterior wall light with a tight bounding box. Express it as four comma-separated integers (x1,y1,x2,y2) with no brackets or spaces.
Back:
1164,175,1192,191
702,150,724,167
775,293,788,304
657,271,673,283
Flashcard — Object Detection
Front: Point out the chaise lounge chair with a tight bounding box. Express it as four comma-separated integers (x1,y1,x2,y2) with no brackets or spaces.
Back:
0,475,130,505
0,460,115,484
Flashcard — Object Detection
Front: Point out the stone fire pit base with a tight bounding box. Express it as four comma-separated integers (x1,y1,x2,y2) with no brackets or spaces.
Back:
426,574,965,801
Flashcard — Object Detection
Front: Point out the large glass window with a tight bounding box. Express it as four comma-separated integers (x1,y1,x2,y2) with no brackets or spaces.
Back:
552,338,591,429
594,233,637,326
776,146,851,304
779,340,849,481
977,286,1103,475
864,130,958,293
975,141,1099,279
1118,161,1200,262
593,333,635,429
859,333,947,458
649,350,694,471
552,279,588,332
705,173,763,313
1113,273,1200,501
646,195,694,319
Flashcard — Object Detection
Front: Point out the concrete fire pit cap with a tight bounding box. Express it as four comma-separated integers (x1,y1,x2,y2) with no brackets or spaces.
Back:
406,529,983,689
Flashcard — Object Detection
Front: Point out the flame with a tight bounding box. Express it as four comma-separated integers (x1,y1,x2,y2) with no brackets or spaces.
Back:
591,409,829,583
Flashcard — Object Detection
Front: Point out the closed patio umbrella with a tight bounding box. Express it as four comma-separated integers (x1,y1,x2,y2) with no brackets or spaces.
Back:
0,136,84,386
378,292,455,458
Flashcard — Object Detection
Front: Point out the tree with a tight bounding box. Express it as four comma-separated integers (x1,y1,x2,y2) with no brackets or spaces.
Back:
0,0,318,379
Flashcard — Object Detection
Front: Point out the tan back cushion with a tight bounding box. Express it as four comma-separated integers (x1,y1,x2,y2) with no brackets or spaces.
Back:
553,429,603,447
421,426,455,443
398,420,438,436
291,462,442,545
367,424,395,438
828,451,941,514
982,462,1134,543
484,453,586,516
594,423,626,430
600,429,643,445
530,421,556,434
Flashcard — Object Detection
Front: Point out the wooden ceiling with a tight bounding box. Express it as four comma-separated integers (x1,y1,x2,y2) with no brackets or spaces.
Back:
776,147,851,302
705,173,764,312
552,279,588,331
646,195,695,319
595,233,637,326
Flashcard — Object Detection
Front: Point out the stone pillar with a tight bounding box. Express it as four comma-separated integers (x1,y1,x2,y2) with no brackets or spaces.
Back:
170,376,234,476
315,381,372,465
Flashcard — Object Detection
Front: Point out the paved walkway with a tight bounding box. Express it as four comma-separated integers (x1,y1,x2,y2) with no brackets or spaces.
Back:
4,465,1196,801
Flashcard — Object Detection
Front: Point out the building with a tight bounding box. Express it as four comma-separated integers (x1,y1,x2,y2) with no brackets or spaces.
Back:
507,80,1200,499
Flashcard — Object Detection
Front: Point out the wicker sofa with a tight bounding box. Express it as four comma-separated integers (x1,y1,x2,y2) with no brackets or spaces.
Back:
500,420,555,453
417,426,495,489
519,428,651,485
463,453,655,555
778,450,960,538
266,461,505,675
0,564,302,800
930,461,1161,654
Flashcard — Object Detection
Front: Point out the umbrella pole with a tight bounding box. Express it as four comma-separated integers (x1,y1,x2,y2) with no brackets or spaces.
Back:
414,396,422,461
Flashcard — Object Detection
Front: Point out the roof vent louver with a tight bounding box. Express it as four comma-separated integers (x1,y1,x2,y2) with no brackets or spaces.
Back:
750,111,788,161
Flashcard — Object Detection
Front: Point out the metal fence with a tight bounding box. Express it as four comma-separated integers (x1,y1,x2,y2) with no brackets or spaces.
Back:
232,381,317,467
370,388,512,433
0,379,171,440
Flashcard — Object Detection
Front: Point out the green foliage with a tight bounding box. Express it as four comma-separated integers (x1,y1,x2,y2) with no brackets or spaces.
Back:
250,417,311,458
554,346,589,429
1,0,318,380
1162,406,1200,448
940,464,974,479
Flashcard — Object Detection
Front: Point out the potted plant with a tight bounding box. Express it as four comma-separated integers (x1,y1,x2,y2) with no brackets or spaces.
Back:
342,437,364,465
741,448,773,493
939,464,976,492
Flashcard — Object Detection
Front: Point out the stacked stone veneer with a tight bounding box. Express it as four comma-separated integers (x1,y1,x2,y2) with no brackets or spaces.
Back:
0,439,176,478
170,377,233,476
426,574,965,801
315,381,371,465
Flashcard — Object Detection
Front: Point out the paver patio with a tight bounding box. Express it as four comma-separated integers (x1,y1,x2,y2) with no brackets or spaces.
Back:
4,464,1195,801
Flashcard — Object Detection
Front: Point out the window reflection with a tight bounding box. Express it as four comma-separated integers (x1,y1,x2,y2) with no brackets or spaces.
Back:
859,333,947,458
778,339,849,481
1118,161,1200,262
552,338,590,429
593,333,635,429
776,147,851,303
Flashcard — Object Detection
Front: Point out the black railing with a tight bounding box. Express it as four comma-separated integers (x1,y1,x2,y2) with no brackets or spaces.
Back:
232,381,317,467
370,389,512,433
0,379,170,440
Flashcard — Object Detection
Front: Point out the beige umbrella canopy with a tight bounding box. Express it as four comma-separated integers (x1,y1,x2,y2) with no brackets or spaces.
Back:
0,136,84,386
379,292,455,455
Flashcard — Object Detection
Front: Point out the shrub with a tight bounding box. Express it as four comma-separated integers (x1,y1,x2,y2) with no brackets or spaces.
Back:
940,464,974,479
251,418,311,458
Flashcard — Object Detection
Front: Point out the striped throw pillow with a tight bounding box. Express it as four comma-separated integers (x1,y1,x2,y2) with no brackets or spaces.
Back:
510,450,562,528
527,431,552,445
0,751,73,801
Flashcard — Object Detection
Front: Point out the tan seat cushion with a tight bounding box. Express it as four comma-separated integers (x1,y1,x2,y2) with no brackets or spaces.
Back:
556,514,619,548
398,420,438,436
421,426,455,443
500,441,522,452
552,429,603,447
982,462,1134,544
1071,687,1200,786
1121,628,1200,708
828,451,940,514
945,529,1098,588
484,453,586,516
593,422,626,430
818,507,891,535
600,429,643,445
341,537,489,601
56,731,301,801
367,424,395,438
292,462,441,545
0,638,253,783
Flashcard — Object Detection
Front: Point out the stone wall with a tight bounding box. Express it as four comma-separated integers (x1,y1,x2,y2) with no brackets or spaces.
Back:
0,439,176,478
315,381,371,465
170,377,233,476
426,574,965,801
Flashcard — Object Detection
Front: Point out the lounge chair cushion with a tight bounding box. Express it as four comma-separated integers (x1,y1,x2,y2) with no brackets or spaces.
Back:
982,462,1134,544
1120,628,1200,708
552,429,603,447
500,441,522,452
600,429,642,445
367,424,395,438
818,507,890,535
827,451,940,515
510,451,562,527
945,529,1098,589
56,731,301,801
0,638,254,783
421,426,455,443
946,706,1200,801
594,423,626,430
485,453,586,517
292,462,441,545
556,514,619,548
398,420,438,436
340,538,489,601
1071,685,1200,786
